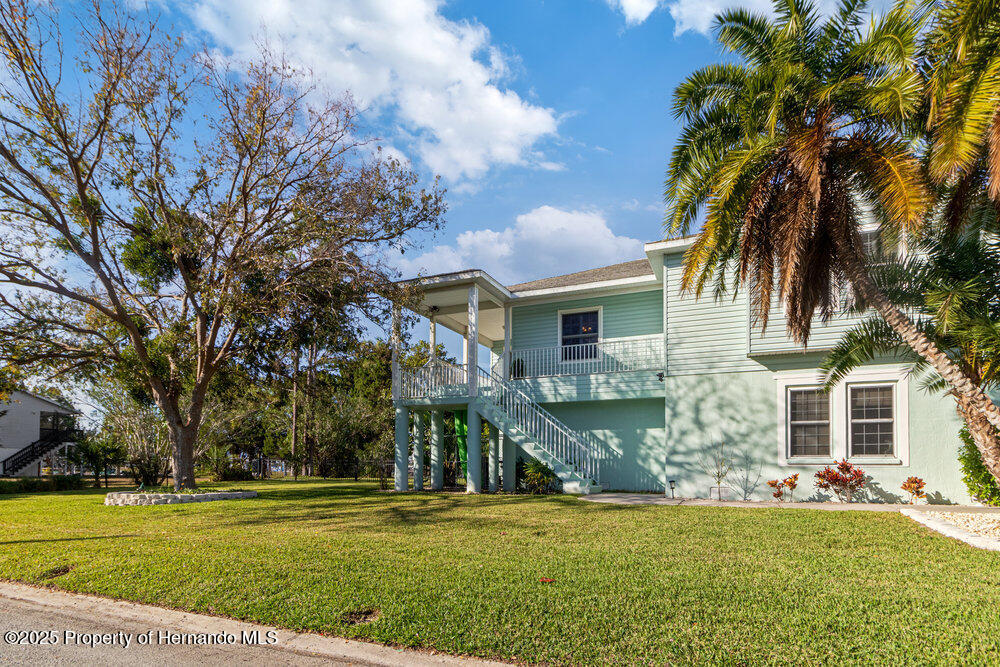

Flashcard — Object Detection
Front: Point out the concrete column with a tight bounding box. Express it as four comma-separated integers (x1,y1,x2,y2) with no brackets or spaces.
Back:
502,433,516,492
430,410,444,490
394,405,409,492
467,284,479,396
466,408,482,493
413,412,426,491
488,422,500,493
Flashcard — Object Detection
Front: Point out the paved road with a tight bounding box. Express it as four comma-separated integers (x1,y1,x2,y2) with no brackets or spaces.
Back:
0,595,347,666
0,582,500,667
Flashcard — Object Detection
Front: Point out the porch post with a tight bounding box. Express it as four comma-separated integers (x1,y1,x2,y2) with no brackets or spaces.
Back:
393,405,409,492
488,422,499,493
466,408,482,493
413,412,426,491
502,305,512,379
429,315,437,360
390,305,401,400
467,284,479,396
430,410,444,490
502,433,516,492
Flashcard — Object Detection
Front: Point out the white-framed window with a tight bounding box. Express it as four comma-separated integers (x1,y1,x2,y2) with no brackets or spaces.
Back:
558,307,601,362
848,383,894,457
775,367,908,466
787,388,832,458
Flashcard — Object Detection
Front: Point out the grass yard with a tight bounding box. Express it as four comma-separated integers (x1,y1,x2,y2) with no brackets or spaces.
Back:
1,480,999,664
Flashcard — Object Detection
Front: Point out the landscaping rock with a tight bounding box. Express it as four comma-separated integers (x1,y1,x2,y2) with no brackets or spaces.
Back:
104,490,258,506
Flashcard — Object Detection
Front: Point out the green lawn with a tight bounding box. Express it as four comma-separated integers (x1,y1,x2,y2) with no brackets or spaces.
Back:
1,480,998,664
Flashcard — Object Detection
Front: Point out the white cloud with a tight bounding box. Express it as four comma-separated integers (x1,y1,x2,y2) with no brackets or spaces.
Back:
606,0,662,25
186,0,558,181
667,0,773,35
610,0,886,36
395,206,645,284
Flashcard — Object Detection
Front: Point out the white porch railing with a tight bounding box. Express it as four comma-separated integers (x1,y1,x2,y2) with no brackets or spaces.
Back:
499,335,663,379
396,360,469,400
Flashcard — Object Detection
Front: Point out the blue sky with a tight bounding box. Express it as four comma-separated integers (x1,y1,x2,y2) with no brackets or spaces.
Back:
169,0,779,286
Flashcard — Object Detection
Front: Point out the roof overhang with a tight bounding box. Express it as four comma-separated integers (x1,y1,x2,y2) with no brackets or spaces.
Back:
401,270,512,345
644,237,695,280
510,274,660,302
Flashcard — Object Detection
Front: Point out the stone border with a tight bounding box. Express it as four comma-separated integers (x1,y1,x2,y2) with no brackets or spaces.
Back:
900,508,1000,552
105,490,257,506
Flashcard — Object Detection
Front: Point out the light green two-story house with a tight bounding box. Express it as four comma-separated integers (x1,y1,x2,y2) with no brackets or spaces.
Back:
391,236,967,503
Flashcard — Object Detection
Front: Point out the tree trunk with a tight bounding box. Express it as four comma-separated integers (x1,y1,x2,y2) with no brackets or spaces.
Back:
832,225,1000,482
168,424,198,490
957,398,1000,483
291,349,299,479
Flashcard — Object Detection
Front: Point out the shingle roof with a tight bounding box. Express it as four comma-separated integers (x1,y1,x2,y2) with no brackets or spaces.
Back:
507,259,653,292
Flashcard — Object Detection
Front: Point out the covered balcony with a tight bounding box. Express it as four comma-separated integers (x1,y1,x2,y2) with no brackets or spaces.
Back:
391,269,665,402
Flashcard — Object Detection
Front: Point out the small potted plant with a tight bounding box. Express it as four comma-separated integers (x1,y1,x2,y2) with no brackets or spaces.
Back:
699,440,732,500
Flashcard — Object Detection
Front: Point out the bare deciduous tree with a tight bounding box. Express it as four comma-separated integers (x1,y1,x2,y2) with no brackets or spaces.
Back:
0,2,444,488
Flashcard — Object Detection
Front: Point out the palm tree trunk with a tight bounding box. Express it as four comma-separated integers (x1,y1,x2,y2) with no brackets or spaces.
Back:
958,400,1000,487
832,225,1000,480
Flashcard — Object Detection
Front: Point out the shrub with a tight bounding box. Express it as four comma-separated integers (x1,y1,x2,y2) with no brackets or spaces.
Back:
199,445,254,482
767,473,800,501
517,457,560,494
0,475,85,494
901,476,926,504
957,426,1000,506
215,466,255,482
814,460,866,502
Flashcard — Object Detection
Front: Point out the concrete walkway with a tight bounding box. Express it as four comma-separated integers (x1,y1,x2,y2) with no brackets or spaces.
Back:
0,581,505,667
579,493,1000,513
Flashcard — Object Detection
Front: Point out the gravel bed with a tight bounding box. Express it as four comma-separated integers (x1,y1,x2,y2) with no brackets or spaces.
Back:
927,511,1000,541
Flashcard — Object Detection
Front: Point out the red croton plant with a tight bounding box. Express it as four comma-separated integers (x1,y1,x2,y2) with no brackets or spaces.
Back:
814,461,866,503
767,474,800,502
901,476,926,504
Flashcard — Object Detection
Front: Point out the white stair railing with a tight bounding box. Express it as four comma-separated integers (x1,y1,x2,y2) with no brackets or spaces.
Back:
477,366,600,484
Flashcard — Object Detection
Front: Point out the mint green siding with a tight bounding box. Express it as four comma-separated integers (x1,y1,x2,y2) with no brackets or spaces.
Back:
518,371,663,403
663,368,967,502
749,298,865,355
542,398,666,491
664,254,757,376
511,289,662,350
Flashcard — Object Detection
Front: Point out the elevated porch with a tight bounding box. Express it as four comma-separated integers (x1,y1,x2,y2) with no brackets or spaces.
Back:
389,270,664,494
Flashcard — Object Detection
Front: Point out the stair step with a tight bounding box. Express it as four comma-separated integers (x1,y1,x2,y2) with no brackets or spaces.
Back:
475,379,601,494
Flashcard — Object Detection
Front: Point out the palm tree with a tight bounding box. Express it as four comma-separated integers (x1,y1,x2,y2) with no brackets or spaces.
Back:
664,0,1000,469
821,230,1000,473
924,0,1000,204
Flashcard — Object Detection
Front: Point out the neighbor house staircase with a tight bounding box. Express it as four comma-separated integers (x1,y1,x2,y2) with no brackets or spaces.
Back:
476,367,602,494
2,429,78,476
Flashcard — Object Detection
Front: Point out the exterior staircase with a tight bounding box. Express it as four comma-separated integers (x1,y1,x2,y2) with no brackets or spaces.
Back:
2,429,78,477
476,367,601,494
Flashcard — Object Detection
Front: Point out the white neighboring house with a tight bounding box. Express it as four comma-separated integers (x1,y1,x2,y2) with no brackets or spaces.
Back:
0,390,78,477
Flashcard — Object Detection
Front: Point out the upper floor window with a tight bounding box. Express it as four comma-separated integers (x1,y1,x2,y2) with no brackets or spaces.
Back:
849,384,894,456
560,309,600,361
